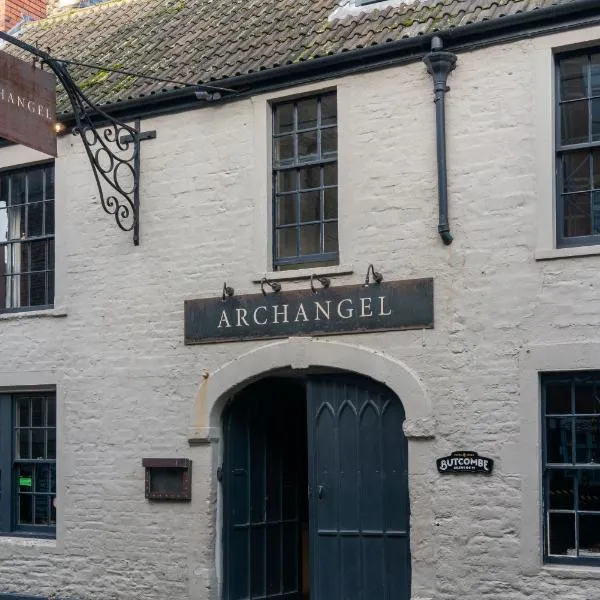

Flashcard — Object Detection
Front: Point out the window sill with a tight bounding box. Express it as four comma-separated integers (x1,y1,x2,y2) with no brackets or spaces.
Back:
535,246,600,260
0,535,57,550
0,306,67,321
252,265,353,283
541,564,600,579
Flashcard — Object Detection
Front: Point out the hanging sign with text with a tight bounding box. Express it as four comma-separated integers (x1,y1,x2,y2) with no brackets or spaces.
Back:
436,451,494,475
184,278,433,344
0,51,57,156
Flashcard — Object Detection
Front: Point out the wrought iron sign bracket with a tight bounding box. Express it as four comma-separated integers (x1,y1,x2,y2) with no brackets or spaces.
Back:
0,31,226,245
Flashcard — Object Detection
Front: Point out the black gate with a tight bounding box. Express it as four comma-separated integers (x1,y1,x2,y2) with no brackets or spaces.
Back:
222,375,410,600
307,376,410,600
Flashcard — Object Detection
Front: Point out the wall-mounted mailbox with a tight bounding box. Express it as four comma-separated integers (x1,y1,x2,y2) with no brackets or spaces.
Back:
142,458,192,501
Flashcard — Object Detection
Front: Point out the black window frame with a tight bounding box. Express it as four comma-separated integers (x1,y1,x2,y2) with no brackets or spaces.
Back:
555,49,600,248
542,372,600,565
0,160,55,313
0,391,57,538
271,92,339,270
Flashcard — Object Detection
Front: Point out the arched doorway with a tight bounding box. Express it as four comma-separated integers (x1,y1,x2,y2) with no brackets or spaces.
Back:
221,373,411,600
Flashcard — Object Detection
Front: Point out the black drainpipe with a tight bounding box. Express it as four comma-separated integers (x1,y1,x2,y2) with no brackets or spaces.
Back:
423,36,457,245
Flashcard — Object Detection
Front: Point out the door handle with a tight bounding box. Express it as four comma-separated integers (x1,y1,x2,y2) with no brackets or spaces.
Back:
317,485,325,499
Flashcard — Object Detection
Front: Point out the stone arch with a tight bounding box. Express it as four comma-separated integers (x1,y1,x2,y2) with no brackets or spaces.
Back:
188,337,434,441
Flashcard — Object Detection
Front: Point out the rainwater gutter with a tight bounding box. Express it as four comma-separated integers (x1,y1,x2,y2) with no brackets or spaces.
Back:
423,36,456,245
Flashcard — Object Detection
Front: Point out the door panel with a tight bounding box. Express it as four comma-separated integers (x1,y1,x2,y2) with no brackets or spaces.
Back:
307,376,410,600
223,380,307,600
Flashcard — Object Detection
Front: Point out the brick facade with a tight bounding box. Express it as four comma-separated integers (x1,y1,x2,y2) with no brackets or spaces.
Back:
1,0,46,31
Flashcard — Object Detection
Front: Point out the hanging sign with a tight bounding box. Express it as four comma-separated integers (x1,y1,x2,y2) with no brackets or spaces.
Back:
185,278,433,345
436,451,493,475
0,50,57,156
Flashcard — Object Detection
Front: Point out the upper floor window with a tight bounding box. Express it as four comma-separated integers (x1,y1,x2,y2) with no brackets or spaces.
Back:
556,51,600,247
0,392,56,537
272,93,338,270
0,163,54,311
542,372,600,564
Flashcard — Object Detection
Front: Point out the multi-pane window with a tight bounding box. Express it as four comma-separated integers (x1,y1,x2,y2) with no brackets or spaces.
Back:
542,373,600,564
0,163,55,310
272,93,338,269
0,393,56,536
556,51,600,247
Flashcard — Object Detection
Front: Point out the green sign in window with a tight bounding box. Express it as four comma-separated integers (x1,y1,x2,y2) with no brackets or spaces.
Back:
18,476,32,487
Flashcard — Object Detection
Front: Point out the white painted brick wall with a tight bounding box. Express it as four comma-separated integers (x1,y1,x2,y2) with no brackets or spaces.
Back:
1,25,600,600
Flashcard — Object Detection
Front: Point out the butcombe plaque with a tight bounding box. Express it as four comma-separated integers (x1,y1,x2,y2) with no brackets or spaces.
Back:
184,278,434,345
436,451,494,475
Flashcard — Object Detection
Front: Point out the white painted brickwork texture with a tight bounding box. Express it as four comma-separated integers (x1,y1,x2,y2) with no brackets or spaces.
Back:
0,25,599,600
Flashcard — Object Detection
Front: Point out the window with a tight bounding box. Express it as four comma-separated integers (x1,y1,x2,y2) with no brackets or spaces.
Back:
542,373,600,564
272,93,338,269
0,163,55,311
555,51,600,247
0,392,56,536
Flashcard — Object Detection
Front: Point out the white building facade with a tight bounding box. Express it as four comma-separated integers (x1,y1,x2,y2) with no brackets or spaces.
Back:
1,1,600,599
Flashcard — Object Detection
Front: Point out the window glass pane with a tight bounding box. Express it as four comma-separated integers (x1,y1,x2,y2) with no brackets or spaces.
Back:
34,495,50,525
36,464,52,493
299,224,320,256
563,152,590,193
27,169,43,204
561,100,589,146
593,98,600,142
47,396,56,427
0,204,7,244
324,188,338,219
563,193,591,237
578,470,600,510
322,127,337,156
18,489,33,525
274,103,294,134
27,201,43,238
324,164,337,187
297,98,317,130
30,272,46,306
548,512,575,556
44,167,54,201
276,171,297,194
47,428,56,460
324,222,338,254
16,428,30,459
575,417,600,463
29,240,46,272
44,200,54,236
297,131,318,162
575,382,600,414
47,270,54,306
579,514,600,556
277,228,297,259
298,166,320,190
546,381,572,414
31,396,44,426
560,55,588,101
17,397,30,427
7,204,26,240
276,196,297,226
547,417,573,463
321,95,337,126
31,429,44,460
548,469,575,509
10,172,26,206
299,191,320,223
274,136,295,166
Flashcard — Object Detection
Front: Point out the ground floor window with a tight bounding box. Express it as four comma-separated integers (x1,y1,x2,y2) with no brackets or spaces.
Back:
0,392,56,536
543,372,600,564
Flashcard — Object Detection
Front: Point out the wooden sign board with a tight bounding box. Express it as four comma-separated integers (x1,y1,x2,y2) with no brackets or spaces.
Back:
0,51,57,156
185,278,434,345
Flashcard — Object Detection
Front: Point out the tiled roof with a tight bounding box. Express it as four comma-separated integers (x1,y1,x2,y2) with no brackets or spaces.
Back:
5,0,582,109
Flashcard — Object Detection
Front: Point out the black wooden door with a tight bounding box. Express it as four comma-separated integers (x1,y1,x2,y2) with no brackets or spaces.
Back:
307,376,411,600
222,380,307,600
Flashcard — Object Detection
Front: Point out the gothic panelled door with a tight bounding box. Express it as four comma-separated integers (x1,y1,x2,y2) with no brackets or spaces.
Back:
307,377,410,600
222,375,410,600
